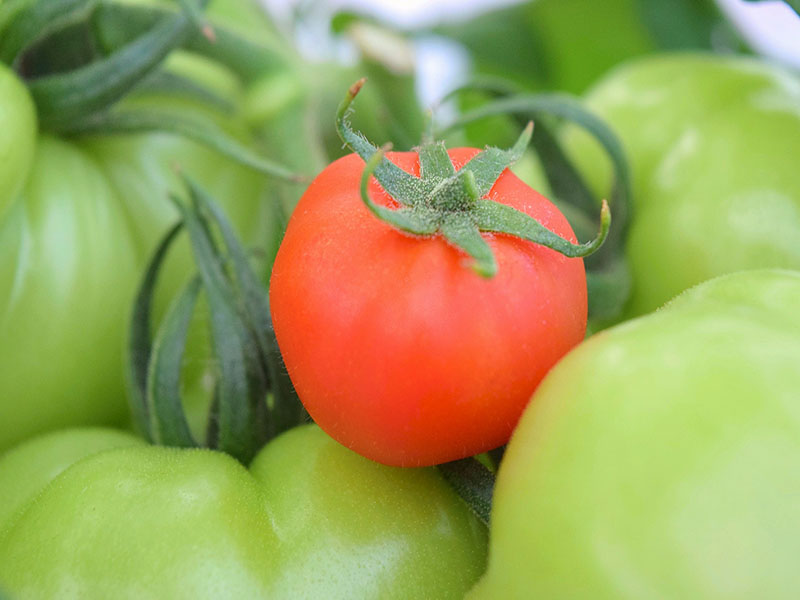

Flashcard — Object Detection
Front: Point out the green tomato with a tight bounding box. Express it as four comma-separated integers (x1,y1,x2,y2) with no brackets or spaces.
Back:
0,134,140,447
249,425,488,598
0,49,270,449
0,427,145,528
470,269,800,599
0,65,36,219
0,424,487,599
564,53,800,320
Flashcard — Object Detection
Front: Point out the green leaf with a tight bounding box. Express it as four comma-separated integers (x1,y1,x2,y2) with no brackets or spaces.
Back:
13,21,97,76
432,4,550,91
637,0,729,49
586,258,632,323
0,0,34,38
527,118,597,218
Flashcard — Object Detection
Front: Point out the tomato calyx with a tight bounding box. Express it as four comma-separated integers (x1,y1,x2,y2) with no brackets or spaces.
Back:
436,83,635,319
337,79,610,277
128,177,306,464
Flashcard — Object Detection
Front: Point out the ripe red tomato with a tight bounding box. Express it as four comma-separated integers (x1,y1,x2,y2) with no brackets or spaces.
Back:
270,148,587,467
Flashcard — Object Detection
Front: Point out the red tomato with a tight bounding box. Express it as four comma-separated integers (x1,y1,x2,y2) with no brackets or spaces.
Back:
270,148,587,467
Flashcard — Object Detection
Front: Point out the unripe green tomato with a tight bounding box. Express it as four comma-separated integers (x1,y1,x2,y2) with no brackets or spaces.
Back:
0,425,488,599
564,54,800,320
0,134,140,447
0,65,36,218
0,428,145,528
470,269,800,599
0,47,271,450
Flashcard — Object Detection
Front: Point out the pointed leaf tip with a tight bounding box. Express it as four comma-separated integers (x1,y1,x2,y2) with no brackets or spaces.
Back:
202,24,216,42
349,78,367,99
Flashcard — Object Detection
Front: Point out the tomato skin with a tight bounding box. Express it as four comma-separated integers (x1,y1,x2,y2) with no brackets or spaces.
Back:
0,445,280,599
0,425,487,599
249,425,488,599
0,428,145,529
270,148,587,467
564,53,800,321
470,269,800,599
0,65,36,219
0,135,140,446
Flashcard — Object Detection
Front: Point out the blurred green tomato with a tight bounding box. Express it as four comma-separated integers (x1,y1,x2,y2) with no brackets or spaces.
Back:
471,269,800,599
564,53,800,320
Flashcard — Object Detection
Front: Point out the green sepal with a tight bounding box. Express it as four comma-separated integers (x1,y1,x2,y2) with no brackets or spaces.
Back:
438,89,631,316
91,1,290,82
66,110,305,182
337,79,425,206
439,92,631,219
0,0,96,67
419,140,456,180
461,121,532,196
440,214,497,277
429,168,480,213
172,192,260,464
128,222,184,441
437,456,496,526
27,2,197,130
474,198,610,259
359,147,438,235
187,180,307,439
345,81,610,279
134,70,235,115
146,275,202,449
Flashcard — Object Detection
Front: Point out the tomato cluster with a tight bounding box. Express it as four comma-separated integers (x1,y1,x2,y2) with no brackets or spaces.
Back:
2,0,800,598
